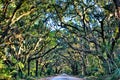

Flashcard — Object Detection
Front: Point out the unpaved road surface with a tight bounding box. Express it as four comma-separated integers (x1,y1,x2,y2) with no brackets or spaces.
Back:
40,74,85,80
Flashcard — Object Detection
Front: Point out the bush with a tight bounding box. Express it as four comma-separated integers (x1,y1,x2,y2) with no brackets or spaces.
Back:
0,60,12,80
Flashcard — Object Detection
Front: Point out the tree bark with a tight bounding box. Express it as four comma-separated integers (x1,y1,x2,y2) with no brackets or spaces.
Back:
28,61,30,76
35,59,38,77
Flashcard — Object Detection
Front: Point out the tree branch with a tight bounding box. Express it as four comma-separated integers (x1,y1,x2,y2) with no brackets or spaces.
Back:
1,0,25,39
29,44,59,61
10,8,35,26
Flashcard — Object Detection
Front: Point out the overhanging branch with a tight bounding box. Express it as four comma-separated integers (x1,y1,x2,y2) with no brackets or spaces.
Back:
10,8,35,26
29,44,59,61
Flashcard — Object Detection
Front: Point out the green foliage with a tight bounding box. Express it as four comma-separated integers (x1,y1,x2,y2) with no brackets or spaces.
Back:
63,66,72,74
0,60,12,80
16,62,24,70
103,3,115,13
111,68,120,80
26,76,36,80
0,0,120,79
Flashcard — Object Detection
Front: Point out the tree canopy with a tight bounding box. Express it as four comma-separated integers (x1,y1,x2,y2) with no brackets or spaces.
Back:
0,0,120,80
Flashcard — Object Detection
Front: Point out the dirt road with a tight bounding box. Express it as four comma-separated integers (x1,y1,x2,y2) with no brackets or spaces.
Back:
40,74,85,80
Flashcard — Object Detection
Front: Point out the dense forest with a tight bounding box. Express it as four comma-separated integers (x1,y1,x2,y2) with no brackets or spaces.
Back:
0,0,120,80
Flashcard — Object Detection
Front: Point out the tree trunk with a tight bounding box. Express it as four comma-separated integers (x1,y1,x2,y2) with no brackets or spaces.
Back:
28,61,30,76
18,67,23,78
36,59,38,77
81,54,87,75
71,64,78,75
82,61,87,75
